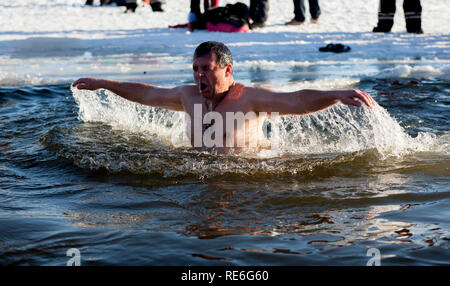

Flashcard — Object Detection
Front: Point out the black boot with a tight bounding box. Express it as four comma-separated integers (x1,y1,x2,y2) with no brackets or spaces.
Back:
374,0,395,33
373,19,393,33
125,3,137,13
85,0,94,5
150,2,164,12
404,0,423,34
406,19,423,34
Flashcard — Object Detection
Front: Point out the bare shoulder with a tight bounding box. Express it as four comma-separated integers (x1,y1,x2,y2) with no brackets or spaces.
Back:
166,84,197,98
175,84,201,106
178,84,198,95
238,84,284,112
242,84,275,95
240,84,276,101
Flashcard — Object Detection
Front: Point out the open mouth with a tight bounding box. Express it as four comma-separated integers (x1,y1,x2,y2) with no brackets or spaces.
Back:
198,80,210,94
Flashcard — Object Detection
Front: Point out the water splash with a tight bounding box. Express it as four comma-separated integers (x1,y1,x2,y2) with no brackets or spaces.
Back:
374,65,444,79
270,104,440,159
71,86,443,158
71,85,189,148
66,86,445,178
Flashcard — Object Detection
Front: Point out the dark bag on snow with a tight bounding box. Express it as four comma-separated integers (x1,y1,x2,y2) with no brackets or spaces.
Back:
204,2,250,27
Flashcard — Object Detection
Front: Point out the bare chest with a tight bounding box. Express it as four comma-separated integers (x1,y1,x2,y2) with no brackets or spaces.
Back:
184,98,265,150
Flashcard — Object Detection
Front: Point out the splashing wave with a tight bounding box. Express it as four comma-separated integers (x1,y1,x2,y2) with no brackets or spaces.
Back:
42,86,447,178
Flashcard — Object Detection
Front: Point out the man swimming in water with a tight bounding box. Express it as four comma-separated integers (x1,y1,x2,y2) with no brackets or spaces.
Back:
73,41,375,153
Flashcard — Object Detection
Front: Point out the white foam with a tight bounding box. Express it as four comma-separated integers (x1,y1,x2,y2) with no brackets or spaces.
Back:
0,71,68,86
71,86,190,148
376,65,444,78
11,37,87,57
267,104,440,159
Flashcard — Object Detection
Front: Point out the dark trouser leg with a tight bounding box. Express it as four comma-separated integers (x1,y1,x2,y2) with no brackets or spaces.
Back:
293,0,306,22
150,0,164,12
404,0,422,33
190,0,206,30
250,0,269,24
125,0,137,13
85,0,93,5
373,0,395,32
309,0,321,19
250,0,256,21
191,0,201,17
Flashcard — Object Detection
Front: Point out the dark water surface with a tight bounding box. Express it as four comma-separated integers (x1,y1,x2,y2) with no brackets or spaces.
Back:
0,75,449,265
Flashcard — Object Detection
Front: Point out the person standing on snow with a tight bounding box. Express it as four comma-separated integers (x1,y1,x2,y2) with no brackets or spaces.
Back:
249,0,269,28
373,0,423,33
285,0,321,25
188,0,220,31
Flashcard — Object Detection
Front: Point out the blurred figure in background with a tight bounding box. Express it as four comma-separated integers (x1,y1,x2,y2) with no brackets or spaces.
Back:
124,0,164,13
85,0,164,12
286,0,320,25
189,0,220,31
373,0,423,33
85,0,114,5
249,0,269,28
169,1,250,33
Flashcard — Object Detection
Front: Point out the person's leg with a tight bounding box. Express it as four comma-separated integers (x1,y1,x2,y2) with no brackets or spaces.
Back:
125,0,137,13
404,0,423,33
250,0,269,27
189,0,205,31
286,0,305,24
309,0,321,20
150,0,164,12
373,0,396,32
85,0,93,5
250,0,256,19
191,0,201,16
259,0,269,23
293,0,306,22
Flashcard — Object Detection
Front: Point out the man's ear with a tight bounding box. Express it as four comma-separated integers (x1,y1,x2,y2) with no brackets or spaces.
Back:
225,64,233,77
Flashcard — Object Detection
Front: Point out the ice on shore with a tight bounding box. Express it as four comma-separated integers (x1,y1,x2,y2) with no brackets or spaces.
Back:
0,0,448,86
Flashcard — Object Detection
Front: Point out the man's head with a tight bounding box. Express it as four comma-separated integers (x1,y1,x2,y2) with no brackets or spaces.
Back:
193,41,234,100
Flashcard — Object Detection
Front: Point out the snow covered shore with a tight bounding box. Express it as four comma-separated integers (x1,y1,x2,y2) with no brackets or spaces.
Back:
2,0,449,38
0,0,449,87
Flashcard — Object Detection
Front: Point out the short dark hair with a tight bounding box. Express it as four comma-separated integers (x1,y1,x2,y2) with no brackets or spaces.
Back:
194,41,233,68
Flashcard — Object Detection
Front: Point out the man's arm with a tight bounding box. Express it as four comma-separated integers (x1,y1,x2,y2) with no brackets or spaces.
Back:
72,77,185,111
248,87,375,115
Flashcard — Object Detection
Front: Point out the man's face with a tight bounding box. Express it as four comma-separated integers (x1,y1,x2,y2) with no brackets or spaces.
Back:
193,52,231,100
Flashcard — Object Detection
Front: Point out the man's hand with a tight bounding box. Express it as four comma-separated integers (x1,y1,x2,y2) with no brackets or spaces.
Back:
336,90,375,108
72,77,105,91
